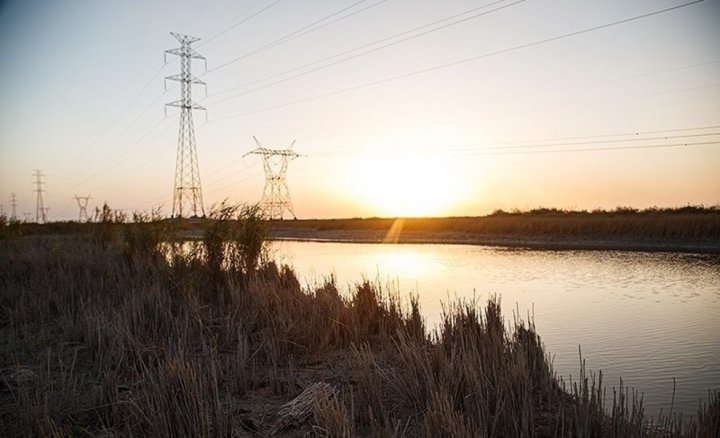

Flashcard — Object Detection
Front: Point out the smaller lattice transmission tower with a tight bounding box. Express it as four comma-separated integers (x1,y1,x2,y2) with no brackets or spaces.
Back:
73,195,92,222
245,137,301,220
165,32,207,218
33,169,47,223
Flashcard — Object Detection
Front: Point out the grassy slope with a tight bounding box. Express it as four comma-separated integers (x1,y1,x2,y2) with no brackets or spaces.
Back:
1,228,718,436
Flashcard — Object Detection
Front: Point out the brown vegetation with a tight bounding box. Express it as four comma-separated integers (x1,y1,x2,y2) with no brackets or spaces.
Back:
270,206,720,252
1,210,718,436
272,205,720,239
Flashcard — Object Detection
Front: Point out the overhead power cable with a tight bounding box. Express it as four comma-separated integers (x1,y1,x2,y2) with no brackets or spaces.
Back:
476,140,720,156
211,0,705,121
203,169,266,199
76,121,179,196
449,131,720,151
205,0,387,75
310,131,720,157
206,0,515,101
70,115,177,191
312,140,720,158
54,65,172,183
311,125,720,156
199,0,286,48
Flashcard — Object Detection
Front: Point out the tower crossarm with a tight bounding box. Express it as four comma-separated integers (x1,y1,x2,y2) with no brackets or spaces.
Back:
165,100,206,111
164,73,206,85
164,47,205,60
243,148,299,158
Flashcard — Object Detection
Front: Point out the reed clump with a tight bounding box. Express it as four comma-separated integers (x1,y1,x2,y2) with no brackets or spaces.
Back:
1,211,718,436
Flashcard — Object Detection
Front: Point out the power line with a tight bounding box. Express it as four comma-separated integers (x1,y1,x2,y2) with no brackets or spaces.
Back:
199,0,286,48
306,126,720,156
207,0,518,103
203,169,265,199
134,168,265,213
312,124,720,156
203,157,247,180
211,0,705,122
475,140,720,156
68,115,175,190
448,132,720,152
312,140,720,158
316,132,720,156
178,0,223,29
488,81,720,129
204,0,387,75
73,123,178,205
207,0,511,98
54,67,173,184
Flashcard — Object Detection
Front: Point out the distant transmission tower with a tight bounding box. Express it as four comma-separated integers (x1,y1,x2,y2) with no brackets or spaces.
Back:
165,32,207,218
9,193,17,221
244,137,301,220
33,170,47,223
73,195,92,222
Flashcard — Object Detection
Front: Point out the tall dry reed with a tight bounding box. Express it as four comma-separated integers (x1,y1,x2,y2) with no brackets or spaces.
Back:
0,216,717,436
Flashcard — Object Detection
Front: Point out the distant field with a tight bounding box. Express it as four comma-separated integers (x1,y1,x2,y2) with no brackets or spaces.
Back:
3,206,720,252
269,207,720,252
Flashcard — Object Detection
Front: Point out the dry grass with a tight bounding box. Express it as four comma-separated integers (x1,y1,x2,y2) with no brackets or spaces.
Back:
270,206,720,242
0,216,718,436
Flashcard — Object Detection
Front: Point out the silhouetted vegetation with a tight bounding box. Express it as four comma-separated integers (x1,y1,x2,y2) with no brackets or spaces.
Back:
1,206,718,436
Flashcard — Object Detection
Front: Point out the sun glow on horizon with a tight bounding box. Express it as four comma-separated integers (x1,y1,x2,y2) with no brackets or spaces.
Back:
348,153,462,217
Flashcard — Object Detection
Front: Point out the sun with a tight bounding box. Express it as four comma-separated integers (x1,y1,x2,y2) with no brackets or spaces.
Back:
350,154,460,217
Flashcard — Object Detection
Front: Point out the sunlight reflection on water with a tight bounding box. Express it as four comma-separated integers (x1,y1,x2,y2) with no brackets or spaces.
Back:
271,240,720,418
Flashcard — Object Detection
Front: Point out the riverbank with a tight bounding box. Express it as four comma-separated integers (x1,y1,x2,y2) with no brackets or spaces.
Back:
1,228,718,436
269,211,720,253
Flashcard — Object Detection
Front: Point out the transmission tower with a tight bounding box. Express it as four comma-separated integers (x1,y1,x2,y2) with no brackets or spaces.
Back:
73,195,92,222
9,193,17,221
244,137,301,220
165,32,207,218
33,170,47,223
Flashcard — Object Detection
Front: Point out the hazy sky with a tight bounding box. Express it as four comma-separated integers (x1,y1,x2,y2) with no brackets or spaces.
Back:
1,0,719,220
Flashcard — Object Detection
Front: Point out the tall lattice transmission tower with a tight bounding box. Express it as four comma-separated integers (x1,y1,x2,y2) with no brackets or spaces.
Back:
73,195,92,222
244,137,301,220
33,169,47,223
165,32,207,218
9,193,18,221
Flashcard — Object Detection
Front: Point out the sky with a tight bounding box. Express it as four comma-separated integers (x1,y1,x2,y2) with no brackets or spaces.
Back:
0,0,719,220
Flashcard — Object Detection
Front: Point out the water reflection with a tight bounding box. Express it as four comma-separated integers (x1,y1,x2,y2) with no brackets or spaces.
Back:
271,240,720,418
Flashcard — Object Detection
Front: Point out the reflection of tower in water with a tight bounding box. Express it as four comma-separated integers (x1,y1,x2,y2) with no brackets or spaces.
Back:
244,137,301,220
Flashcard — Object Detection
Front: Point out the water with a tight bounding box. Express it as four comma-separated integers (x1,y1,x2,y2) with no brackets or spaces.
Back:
270,240,720,418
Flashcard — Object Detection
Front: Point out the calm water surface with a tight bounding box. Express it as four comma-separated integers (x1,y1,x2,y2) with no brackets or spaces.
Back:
271,240,720,418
